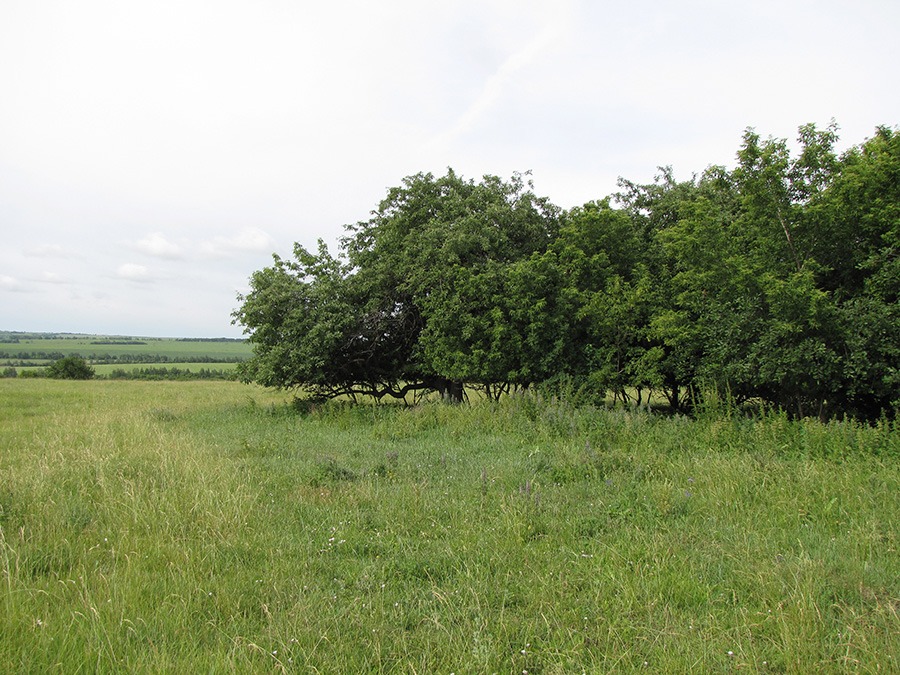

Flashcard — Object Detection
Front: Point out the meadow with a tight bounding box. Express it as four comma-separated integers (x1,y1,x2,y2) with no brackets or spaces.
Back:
0,334,250,365
1,379,899,673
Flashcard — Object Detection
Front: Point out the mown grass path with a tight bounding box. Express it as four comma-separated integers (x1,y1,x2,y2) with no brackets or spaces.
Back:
1,380,899,672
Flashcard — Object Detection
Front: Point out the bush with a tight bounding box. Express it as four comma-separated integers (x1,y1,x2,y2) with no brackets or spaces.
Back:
46,355,95,380
1,367,16,378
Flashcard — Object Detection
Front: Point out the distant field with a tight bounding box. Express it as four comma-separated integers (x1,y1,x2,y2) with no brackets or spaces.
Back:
0,333,251,365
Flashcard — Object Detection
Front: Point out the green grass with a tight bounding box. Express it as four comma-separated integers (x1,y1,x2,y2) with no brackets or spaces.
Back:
0,335,250,363
1,380,899,672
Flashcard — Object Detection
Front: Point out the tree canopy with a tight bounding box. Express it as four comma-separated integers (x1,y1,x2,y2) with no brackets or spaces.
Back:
234,124,900,418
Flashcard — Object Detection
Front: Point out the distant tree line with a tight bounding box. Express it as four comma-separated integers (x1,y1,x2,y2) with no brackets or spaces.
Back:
103,367,237,381
8,359,236,381
0,351,69,362
0,333,92,341
90,340,148,345
234,123,900,420
175,337,247,343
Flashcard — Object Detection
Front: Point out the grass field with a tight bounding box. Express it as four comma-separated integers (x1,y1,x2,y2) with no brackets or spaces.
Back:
1,379,899,673
0,334,250,365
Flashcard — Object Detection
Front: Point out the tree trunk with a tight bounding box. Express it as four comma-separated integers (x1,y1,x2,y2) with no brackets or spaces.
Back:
434,377,465,403
445,379,464,403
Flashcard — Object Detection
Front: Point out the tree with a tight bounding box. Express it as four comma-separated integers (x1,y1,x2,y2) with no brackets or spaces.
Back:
633,122,896,419
233,170,563,401
233,240,422,400
234,125,900,417
548,199,656,403
47,355,95,380
613,168,730,410
820,126,900,417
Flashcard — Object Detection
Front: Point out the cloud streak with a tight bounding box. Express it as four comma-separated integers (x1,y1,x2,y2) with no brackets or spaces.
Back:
23,244,81,259
428,2,574,151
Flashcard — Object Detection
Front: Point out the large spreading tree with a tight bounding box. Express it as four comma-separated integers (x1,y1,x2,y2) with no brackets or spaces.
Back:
233,170,562,402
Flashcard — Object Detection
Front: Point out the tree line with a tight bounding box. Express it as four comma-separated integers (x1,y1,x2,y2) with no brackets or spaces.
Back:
6,357,237,381
103,367,237,381
233,123,900,419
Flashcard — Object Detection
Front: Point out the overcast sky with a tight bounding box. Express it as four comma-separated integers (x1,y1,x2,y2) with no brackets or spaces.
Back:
1,0,897,337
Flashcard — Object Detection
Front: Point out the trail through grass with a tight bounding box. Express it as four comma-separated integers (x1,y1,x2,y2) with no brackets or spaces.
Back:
1,380,899,672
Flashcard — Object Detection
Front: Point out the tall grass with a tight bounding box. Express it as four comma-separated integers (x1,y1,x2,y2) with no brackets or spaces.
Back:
1,381,899,672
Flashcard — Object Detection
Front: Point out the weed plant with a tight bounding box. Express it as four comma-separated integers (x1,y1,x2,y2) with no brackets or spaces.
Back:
1,380,899,672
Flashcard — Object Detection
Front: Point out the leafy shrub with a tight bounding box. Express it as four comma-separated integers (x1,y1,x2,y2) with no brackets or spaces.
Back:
46,355,95,380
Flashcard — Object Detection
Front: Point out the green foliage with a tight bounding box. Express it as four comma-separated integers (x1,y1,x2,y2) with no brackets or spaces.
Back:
235,124,900,418
46,355,95,380
234,170,562,401
608,123,900,418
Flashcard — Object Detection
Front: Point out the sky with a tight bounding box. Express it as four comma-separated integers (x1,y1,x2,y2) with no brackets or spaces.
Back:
1,0,898,338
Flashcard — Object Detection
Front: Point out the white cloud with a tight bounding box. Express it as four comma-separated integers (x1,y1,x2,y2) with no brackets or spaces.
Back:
137,232,182,259
200,227,274,258
35,271,66,284
0,275,24,292
116,263,150,281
